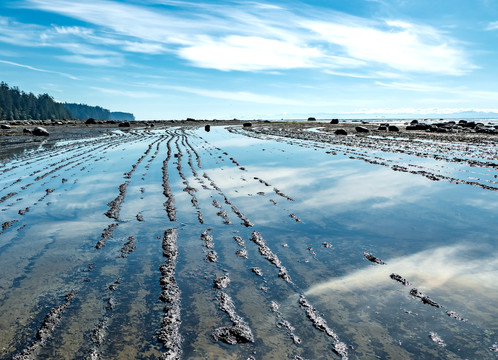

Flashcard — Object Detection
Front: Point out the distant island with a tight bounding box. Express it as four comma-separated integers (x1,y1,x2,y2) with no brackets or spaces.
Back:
0,81,134,121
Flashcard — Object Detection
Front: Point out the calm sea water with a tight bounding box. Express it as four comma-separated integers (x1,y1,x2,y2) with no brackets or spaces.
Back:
0,126,497,359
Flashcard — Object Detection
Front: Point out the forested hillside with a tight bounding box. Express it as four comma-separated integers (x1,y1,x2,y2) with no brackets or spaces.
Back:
62,103,110,120
0,82,72,120
0,82,136,121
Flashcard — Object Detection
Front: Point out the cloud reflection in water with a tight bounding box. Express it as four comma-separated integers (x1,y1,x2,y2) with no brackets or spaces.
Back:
306,243,498,297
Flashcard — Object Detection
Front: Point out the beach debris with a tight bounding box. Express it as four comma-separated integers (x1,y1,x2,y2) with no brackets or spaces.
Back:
363,252,386,265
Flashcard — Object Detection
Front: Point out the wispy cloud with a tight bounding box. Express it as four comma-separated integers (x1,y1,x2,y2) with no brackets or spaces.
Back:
57,55,124,67
157,84,306,105
375,81,447,92
91,87,162,98
485,21,498,31
19,0,474,75
0,59,78,79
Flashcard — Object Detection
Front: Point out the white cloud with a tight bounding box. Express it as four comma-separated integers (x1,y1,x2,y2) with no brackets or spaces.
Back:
301,19,471,75
306,243,498,296
162,84,305,105
91,87,162,98
58,55,123,67
485,21,498,31
179,35,322,71
375,81,446,92
21,0,474,75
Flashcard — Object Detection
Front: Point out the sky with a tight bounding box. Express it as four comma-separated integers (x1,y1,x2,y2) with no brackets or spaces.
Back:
1,0,498,120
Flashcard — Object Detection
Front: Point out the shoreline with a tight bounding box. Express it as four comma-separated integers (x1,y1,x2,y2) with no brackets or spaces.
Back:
1,118,497,159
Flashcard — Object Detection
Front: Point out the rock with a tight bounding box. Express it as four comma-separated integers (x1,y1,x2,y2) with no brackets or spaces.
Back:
388,125,400,132
204,124,211,132
213,274,230,289
410,120,419,125
212,325,254,344
378,125,388,130
243,122,252,127
85,118,97,124
118,121,131,127
363,252,385,265
334,129,347,135
32,127,49,136
1,124,11,129
390,273,410,286
355,126,369,133
307,117,316,121
330,119,339,124
23,128,32,134
410,288,441,308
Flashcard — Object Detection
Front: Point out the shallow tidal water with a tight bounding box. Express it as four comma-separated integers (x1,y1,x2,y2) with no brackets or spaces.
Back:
0,126,497,359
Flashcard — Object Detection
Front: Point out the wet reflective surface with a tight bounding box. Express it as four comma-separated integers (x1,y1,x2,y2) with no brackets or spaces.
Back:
1,125,497,359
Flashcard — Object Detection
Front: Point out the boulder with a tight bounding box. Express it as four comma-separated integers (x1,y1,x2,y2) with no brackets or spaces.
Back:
204,124,211,132
32,126,49,136
85,118,97,124
388,125,400,132
23,128,32,134
334,129,347,135
243,122,252,128
330,119,339,124
1,124,11,129
118,121,131,128
355,126,369,133
378,125,388,131
307,117,316,121
410,120,419,125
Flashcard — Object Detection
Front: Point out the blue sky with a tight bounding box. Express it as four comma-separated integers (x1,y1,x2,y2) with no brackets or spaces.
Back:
1,0,498,120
